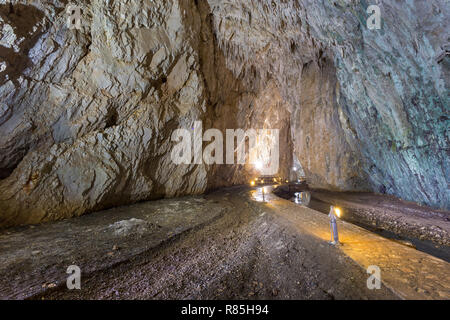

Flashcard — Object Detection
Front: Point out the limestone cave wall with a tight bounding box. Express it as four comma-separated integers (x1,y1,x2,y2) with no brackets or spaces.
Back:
0,0,448,227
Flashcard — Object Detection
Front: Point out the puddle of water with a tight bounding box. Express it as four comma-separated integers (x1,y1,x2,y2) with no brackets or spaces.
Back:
251,185,277,202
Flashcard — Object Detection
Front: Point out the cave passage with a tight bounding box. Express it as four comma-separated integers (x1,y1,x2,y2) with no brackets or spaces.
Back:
0,0,449,302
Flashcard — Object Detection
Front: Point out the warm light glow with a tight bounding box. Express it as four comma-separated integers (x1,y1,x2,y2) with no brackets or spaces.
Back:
334,207,342,218
250,181,255,186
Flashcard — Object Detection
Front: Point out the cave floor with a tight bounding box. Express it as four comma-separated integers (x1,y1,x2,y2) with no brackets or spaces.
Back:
0,186,449,300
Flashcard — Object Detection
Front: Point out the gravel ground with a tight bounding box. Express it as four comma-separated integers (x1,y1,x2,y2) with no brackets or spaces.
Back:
0,196,225,299
24,187,397,300
3,185,449,300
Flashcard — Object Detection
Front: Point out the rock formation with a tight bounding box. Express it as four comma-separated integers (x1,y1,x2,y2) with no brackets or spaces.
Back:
0,0,448,227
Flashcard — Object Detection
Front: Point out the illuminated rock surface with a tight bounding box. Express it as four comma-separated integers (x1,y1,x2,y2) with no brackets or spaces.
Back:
0,0,448,227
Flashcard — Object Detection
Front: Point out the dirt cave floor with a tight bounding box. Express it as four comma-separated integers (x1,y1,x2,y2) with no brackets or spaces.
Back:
0,186,449,300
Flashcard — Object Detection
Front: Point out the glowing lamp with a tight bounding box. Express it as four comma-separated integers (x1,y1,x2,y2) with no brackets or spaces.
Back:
250,181,255,186
334,207,341,218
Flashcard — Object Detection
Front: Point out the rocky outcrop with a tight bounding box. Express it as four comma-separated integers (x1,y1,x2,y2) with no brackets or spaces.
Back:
292,58,369,191
0,0,207,226
302,0,449,208
0,0,448,227
0,0,292,227
207,0,449,208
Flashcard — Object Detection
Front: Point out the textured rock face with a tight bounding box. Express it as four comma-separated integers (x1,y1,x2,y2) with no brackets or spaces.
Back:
292,58,369,191
0,0,292,227
0,0,448,227
206,0,449,208
307,0,449,208
0,0,207,226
